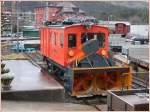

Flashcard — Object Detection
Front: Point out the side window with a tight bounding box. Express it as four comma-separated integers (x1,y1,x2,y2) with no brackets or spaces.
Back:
97,33,105,47
50,31,52,44
68,34,76,48
54,32,57,45
60,33,64,48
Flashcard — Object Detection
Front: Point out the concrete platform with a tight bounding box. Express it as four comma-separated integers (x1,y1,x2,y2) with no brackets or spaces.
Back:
107,89,149,111
2,60,64,102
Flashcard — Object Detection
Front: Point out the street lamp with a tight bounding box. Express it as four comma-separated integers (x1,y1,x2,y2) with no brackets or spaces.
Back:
108,15,113,26
108,15,113,21
16,16,21,53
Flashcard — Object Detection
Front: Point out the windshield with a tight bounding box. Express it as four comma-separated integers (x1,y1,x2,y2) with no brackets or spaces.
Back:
81,33,105,47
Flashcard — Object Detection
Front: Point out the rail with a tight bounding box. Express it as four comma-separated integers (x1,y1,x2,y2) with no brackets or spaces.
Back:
132,72,149,89
83,99,102,111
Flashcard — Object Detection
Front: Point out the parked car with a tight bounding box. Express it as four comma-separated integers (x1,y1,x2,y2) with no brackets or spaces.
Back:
126,34,149,44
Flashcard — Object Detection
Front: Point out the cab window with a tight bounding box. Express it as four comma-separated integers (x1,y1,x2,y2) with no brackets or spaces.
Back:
68,34,76,48
81,33,105,47
81,33,94,43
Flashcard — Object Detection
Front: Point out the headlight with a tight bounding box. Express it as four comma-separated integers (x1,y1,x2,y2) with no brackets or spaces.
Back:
68,50,74,57
101,49,107,56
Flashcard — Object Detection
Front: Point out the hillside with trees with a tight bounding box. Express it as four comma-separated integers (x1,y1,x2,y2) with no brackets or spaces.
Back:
3,1,148,25
73,1,148,24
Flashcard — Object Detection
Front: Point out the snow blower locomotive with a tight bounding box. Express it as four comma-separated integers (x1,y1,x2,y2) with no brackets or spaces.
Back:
40,20,132,97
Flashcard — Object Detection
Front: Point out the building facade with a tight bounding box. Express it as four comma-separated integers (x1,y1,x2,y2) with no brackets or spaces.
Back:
34,2,86,27
1,11,12,36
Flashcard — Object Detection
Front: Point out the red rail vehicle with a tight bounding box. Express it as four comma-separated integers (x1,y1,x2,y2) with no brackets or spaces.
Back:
40,22,132,97
115,22,130,37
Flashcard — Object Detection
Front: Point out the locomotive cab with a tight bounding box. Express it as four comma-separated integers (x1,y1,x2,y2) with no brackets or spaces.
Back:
66,24,109,65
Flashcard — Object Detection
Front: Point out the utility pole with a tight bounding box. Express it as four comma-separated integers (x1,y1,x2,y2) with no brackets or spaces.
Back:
108,15,113,26
11,1,16,34
1,1,5,36
45,2,49,21
16,1,19,53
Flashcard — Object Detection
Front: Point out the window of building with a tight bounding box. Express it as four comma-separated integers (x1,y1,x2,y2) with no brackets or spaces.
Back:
68,34,76,48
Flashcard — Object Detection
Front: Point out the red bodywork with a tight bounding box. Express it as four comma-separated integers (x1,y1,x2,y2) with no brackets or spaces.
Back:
115,23,130,35
40,24,109,68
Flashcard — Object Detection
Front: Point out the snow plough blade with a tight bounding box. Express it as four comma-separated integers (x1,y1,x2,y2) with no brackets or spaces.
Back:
65,66,132,97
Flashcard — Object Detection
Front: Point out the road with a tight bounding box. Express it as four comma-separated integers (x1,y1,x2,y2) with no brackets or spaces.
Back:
1,37,39,42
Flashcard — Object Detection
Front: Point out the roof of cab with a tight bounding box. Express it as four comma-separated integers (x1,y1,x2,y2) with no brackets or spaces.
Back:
41,23,109,30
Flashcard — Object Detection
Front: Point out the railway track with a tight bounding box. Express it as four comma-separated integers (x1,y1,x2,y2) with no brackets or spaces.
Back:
132,73,149,89
23,52,44,67
110,51,149,89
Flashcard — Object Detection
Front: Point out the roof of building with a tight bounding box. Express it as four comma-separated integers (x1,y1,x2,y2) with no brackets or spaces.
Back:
23,28,39,31
62,7,74,13
56,2,77,8
99,21,131,26
79,9,85,13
